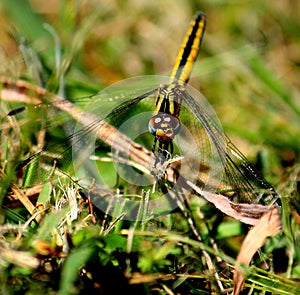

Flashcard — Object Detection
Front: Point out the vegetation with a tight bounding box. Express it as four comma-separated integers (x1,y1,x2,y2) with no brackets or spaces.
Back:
0,0,299,294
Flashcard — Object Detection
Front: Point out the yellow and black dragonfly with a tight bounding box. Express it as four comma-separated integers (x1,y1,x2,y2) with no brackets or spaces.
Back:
11,12,277,206
148,13,206,158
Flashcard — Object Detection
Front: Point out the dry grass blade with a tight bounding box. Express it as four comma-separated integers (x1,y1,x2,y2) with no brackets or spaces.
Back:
187,180,278,225
0,241,40,269
233,206,282,294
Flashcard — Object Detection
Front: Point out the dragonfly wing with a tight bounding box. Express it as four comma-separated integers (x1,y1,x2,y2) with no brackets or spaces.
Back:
224,139,278,204
179,88,278,205
18,87,158,170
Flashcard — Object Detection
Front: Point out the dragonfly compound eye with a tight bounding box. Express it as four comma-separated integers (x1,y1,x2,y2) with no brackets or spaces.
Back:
148,113,181,141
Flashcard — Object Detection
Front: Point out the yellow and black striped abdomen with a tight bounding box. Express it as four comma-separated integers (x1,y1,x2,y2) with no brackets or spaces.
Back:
170,13,206,84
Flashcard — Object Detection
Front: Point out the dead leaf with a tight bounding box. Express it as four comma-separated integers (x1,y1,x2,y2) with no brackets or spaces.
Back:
233,206,282,295
186,180,276,225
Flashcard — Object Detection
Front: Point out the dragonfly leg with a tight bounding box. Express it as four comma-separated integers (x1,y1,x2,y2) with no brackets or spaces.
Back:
169,141,174,155
161,141,173,162
157,142,173,164
152,138,160,166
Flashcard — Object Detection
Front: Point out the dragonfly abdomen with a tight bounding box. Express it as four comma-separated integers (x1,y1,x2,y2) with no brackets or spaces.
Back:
170,13,206,84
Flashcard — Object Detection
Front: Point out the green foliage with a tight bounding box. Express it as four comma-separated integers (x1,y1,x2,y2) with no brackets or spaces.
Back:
0,0,299,294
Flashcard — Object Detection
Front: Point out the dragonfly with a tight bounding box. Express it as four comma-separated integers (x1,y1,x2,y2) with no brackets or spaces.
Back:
148,13,206,159
145,13,278,205
9,12,278,207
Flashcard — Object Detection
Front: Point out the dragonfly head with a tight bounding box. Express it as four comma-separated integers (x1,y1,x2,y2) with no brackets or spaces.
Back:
148,113,181,143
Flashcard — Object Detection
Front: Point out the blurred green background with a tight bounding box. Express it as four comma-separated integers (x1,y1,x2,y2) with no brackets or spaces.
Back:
0,1,299,293
0,0,300,184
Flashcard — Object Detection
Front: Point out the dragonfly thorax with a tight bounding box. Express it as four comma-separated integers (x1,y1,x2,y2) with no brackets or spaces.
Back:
154,84,181,117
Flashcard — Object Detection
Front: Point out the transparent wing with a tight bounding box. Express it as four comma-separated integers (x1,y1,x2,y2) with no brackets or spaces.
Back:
17,77,161,168
180,86,278,205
